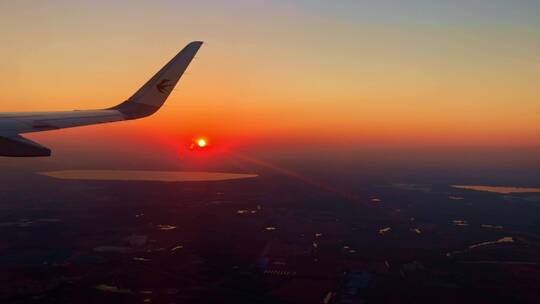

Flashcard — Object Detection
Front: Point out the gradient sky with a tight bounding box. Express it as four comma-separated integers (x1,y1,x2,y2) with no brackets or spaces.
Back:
1,0,539,160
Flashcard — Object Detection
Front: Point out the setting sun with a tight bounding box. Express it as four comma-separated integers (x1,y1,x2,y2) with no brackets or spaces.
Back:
197,138,207,148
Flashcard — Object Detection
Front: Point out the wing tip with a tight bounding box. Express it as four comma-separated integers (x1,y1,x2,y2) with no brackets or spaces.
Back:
187,41,204,49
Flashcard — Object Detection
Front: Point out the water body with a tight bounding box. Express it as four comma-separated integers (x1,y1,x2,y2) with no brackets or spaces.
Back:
447,237,514,257
452,185,540,194
40,170,258,182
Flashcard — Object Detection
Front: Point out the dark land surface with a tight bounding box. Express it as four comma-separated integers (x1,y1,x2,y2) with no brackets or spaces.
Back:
1,153,540,303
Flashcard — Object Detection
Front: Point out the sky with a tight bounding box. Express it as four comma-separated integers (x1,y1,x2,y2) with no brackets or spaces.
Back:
0,0,539,164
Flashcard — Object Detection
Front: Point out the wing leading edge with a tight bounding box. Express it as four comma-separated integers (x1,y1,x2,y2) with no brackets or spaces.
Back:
0,41,203,157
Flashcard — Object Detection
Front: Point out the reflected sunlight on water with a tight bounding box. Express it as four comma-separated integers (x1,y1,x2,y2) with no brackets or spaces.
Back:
452,185,540,194
40,170,258,182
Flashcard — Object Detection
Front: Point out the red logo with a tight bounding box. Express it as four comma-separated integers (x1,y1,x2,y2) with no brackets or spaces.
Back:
156,79,174,94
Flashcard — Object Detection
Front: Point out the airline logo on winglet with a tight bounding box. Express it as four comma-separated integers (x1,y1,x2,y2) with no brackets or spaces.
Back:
156,79,174,94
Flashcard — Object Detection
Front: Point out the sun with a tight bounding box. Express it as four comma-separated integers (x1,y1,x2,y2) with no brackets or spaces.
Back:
188,137,210,151
196,138,207,148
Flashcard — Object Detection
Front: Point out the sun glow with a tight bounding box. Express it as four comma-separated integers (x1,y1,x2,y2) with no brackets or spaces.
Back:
197,138,207,148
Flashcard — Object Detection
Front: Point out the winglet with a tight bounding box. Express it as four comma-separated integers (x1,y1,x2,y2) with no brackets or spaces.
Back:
111,41,203,119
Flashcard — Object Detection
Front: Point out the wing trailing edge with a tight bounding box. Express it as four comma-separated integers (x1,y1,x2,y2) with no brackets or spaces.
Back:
0,135,51,157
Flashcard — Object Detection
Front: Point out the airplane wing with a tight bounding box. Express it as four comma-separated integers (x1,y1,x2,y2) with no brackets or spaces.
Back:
0,41,203,157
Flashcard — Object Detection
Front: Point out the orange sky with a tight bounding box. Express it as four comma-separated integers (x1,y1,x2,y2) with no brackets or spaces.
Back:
0,1,539,158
